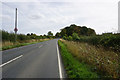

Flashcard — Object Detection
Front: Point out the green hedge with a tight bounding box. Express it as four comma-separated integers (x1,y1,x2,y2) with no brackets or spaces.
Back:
1,30,54,42
63,33,120,52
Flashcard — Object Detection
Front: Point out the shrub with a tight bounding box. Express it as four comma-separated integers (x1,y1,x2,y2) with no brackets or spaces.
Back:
78,34,120,52
68,36,73,41
72,33,80,41
63,36,67,40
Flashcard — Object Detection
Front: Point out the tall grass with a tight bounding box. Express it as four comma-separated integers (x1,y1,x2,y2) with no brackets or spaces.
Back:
60,39,119,78
58,40,98,79
1,39,50,51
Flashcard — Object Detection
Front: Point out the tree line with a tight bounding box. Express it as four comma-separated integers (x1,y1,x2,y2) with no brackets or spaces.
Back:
55,24,120,52
1,23,120,52
1,30,55,42
55,24,96,39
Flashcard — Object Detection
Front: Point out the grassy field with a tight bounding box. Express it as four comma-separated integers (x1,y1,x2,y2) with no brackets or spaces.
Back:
58,39,119,78
58,40,98,79
1,39,50,51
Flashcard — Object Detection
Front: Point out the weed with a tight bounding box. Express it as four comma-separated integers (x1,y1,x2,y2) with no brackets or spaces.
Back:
58,40,98,79
60,39,119,78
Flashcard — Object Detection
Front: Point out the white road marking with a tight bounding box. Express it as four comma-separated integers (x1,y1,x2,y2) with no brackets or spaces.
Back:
39,45,43,48
56,42,63,78
0,55,23,67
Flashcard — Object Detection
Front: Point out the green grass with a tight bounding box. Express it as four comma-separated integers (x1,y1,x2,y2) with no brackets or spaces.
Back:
1,40,48,51
58,40,99,79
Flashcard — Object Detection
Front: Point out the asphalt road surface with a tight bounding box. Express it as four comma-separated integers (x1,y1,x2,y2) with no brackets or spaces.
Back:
1,39,65,78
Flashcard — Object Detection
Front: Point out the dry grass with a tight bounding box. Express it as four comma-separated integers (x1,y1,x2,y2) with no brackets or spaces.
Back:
1,39,50,48
60,39,119,78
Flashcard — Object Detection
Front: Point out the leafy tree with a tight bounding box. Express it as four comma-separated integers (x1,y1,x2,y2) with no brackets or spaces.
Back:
60,24,96,37
2,30,10,41
27,33,30,36
80,26,88,35
55,32,61,38
47,31,53,36
60,29,66,37
63,36,67,40
31,33,34,35
30,33,37,39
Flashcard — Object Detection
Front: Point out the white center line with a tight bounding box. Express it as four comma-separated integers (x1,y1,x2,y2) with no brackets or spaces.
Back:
39,45,43,48
0,55,23,67
56,42,63,79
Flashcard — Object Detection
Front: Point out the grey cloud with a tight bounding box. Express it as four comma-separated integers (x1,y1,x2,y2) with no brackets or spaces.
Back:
29,14,44,20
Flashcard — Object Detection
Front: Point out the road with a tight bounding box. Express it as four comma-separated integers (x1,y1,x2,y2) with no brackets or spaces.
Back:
1,39,65,78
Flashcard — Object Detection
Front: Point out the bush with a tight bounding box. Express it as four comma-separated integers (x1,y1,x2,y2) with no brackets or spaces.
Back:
78,34,120,52
72,33,80,41
1,30,43,42
68,36,73,41
63,36,67,40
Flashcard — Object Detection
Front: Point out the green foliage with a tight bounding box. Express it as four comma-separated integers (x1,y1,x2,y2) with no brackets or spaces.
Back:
29,33,37,39
1,30,55,42
17,34,31,41
58,40,98,78
58,24,120,52
63,36,67,40
47,31,53,36
78,34,120,52
72,33,80,41
2,30,31,42
55,32,61,38
68,36,73,41
2,30,10,41
60,24,96,37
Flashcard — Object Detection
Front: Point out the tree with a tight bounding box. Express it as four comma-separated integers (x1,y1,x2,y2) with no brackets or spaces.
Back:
31,33,34,35
55,32,61,38
60,24,96,37
47,31,53,36
27,33,30,36
30,33,37,39
60,29,67,37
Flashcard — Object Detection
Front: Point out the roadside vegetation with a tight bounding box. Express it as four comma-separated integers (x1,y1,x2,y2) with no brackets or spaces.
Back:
58,40,98,79
59,39,119,78
56,24,120,78
63,33,120,52
55,24,120,53
1,39,49,51
1,30,54,51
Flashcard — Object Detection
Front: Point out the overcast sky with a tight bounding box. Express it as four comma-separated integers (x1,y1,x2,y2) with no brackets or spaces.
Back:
0,0,119,35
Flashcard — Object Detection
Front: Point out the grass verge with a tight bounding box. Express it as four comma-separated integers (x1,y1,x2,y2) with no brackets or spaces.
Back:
59,39,119,78
58,40,98,79
1,39,49,51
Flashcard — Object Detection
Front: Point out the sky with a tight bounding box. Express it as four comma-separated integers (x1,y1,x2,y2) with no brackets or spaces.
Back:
0,0,119,35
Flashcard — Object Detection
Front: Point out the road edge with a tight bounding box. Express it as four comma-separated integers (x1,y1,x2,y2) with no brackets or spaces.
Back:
56,41,63,79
